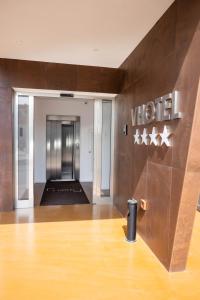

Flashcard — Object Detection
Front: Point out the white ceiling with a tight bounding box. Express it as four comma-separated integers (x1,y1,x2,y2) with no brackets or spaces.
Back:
0,0,174,68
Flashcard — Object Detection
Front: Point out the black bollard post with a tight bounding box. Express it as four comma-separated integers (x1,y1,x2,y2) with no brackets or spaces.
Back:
126,199,137,242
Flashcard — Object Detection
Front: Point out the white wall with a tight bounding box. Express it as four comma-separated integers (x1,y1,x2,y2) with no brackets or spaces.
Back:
34,97,94,183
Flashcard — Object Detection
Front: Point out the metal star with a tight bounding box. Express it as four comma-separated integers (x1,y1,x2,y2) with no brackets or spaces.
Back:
160,125,172,147
141,128,149,145
149,127,159,146
133,129,141,144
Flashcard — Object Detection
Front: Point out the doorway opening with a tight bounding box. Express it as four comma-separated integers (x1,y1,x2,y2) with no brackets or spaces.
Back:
46,116,80,181
13,89,115,209
41,115,89,206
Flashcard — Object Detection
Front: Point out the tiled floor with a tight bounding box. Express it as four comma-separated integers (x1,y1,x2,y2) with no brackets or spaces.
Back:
0,204,199,299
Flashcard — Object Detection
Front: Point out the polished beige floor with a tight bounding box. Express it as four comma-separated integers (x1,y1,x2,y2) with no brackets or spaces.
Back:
0,204,200,300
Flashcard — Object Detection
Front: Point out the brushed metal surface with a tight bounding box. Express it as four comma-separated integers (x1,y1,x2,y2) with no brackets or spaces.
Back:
74,120,80,180
46,117,80,181
46,120,62,180
61,124,74,179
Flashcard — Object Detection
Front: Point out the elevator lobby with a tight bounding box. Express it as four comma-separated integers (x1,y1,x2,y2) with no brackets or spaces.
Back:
0,0,200,299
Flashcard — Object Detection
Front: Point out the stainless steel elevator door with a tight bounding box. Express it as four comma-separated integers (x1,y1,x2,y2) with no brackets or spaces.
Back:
61,124,74,179
46,120,62,180
46,117,80,181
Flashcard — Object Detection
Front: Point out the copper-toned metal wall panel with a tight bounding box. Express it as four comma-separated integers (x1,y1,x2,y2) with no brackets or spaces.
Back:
0,88,13,211
0,59,123,211
0,58,124,93
114,0,200,271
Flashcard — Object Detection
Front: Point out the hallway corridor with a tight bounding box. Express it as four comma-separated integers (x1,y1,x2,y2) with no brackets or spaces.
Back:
0,204,200,299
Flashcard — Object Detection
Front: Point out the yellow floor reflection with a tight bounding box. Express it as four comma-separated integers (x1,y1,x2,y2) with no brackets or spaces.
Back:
0,204,199,300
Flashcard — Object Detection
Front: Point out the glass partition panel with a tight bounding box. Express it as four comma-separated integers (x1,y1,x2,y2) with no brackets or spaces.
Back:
14,94,34,208
101,101,112,196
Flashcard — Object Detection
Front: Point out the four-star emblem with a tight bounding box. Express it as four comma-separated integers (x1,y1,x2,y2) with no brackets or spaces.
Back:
133,125,172,147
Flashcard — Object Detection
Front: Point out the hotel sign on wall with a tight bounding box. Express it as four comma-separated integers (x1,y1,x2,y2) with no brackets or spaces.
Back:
131,91,182,147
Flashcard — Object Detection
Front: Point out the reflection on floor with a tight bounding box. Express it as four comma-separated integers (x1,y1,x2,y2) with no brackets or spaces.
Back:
34,181,93,206
0,205,200,299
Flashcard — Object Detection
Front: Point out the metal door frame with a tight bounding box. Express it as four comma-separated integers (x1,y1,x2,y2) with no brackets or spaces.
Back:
93,99,114,203
14,93,34,208
13,88,116,206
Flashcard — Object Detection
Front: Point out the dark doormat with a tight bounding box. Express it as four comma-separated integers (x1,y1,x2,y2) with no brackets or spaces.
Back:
40,180,90,206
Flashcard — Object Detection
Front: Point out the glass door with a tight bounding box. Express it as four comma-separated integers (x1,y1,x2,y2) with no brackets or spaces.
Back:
14,94,34,208
93,99,113,201
101,101,112,196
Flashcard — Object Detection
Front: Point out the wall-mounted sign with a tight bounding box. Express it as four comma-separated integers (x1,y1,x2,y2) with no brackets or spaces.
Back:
134,126,172,147
131,91,182,126
131,91,182,147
